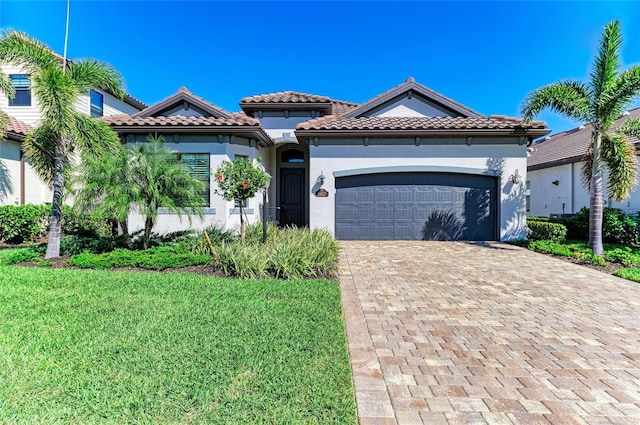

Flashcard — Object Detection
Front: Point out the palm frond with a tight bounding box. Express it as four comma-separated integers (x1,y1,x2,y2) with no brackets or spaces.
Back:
521,81,591,122
68,59,125,100
0,71,15,100
590,20,621,103
0,111,7,140
23,124,68,185
581,136,595,189
71,114,121,160
601,132,638,201
597,65,640,128
0,30,59,73
617,117,640,139
31,67,77,131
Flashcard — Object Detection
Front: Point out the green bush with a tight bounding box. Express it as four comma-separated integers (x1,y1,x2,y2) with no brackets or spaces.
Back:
604,246,640,267
213,225,340,280
613,267,640,282
0,204,49,244
0,248,40,265
527,220,567,242
528,240,574,257
566,207,640,245
61,205,112,238
68,245,211,270
31,235,126,256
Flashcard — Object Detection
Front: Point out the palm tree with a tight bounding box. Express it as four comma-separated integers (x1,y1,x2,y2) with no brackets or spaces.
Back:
522,20,640,256
75,135,205,249
0,30,125,258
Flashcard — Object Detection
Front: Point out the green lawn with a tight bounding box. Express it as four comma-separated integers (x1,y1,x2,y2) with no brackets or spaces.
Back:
0,266,356,424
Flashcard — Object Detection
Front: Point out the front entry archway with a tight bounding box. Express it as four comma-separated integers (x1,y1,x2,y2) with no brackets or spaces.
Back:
276,144,309,227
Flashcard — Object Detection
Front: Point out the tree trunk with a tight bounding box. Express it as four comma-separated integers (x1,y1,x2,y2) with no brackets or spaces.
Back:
240,204,246,242
143,215,154,249
589,131,604,256
119,219,131,247
44,142,65,259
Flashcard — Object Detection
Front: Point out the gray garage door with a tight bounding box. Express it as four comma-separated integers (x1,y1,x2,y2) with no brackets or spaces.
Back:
335,172,497,241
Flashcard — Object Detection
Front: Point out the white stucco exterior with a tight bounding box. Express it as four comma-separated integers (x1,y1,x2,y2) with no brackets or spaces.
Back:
308,140,528,241
369,96,455,118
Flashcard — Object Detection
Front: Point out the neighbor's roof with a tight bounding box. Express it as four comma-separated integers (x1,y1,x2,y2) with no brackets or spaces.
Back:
528,108,640,171
296,115,548,137
240,90,358,116
5,115,30,140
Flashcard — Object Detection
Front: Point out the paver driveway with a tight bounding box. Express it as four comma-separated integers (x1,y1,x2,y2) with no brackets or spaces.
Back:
339,241,640,425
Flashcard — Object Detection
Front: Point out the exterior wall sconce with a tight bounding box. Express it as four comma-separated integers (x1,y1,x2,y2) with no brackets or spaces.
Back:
509,169,522,185
317,171,326,186
552,180,559,186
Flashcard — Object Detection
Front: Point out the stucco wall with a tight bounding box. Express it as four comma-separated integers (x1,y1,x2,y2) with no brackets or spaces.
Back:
367,96,455,118
308,139,528,241
0,140,21,205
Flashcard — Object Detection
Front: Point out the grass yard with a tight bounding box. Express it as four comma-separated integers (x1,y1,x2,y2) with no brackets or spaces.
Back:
0,266,356,424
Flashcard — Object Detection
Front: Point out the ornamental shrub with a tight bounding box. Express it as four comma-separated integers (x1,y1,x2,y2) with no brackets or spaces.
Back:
567,207,640,245
0,204,49,244
214,157,270,241
527,220,567,242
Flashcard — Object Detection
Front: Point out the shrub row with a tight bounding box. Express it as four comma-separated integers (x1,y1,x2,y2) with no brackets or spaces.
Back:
68,246,211,271
546,207,640,245
528,240,608,266
527,221,567,242
0,204,113,244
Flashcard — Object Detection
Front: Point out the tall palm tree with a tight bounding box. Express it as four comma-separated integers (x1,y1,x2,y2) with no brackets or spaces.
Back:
522,20,640,256
0,30,125,258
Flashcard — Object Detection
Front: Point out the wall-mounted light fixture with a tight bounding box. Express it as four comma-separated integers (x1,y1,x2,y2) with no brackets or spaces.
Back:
552,180,559,186
317,171,326,186
509,169,522,185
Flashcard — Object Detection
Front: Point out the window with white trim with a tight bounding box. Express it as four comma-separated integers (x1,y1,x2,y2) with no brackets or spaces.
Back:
90,90,104,117
9,75,31,106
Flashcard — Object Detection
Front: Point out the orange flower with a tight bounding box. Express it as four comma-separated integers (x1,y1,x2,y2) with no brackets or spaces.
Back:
217,174,223,181
241,182,249,189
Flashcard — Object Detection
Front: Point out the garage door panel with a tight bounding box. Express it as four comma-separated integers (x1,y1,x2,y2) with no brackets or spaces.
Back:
335,172,497,241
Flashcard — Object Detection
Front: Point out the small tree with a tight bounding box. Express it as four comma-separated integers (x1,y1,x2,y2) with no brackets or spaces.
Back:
214,157,270,241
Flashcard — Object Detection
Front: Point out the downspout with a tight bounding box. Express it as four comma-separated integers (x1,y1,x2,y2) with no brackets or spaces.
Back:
570,162,575,214
20,148,25,205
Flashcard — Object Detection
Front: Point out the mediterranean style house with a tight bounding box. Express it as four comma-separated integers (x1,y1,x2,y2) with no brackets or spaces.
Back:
527,107,640,217
1,70,549,241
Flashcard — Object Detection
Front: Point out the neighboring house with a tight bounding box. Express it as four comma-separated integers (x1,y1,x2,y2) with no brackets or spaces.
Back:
0,62,146,206
527,107,640,217
104,78,549,241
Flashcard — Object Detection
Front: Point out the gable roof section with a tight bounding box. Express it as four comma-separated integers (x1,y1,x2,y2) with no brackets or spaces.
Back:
528,108,640,171
296,114,548,138
103,113,273,147
240,90,358,116
5,115,30,141
133,87,231,119
341,77,484,119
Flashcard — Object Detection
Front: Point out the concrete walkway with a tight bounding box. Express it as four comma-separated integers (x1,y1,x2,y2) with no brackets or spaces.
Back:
339,241,640,425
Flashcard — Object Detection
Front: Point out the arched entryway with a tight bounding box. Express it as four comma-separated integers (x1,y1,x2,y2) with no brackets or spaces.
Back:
276,144,309,226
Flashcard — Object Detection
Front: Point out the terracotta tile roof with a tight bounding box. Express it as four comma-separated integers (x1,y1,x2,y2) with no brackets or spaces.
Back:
528,108,640,169
332,100,359,117
103,112,260,127
296,115,547,131
5,115,30,138
241,91,332,104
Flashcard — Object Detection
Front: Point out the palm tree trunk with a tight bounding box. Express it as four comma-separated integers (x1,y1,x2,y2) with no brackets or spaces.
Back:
143,216,153,249
44,142,65,259
119,219,131,247
589,131,604,256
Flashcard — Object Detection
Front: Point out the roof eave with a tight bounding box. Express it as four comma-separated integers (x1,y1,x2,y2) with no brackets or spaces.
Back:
528,155,584,171
295,128,550,139
5,131,26,141
109,125,273,147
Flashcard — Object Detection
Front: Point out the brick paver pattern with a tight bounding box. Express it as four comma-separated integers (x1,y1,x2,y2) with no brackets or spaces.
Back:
339,241,640,425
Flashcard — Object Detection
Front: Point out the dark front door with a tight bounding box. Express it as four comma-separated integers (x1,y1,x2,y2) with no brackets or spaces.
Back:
280,167,305,226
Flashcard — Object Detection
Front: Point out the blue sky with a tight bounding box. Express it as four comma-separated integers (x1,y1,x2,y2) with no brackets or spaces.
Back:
2,1,640,134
